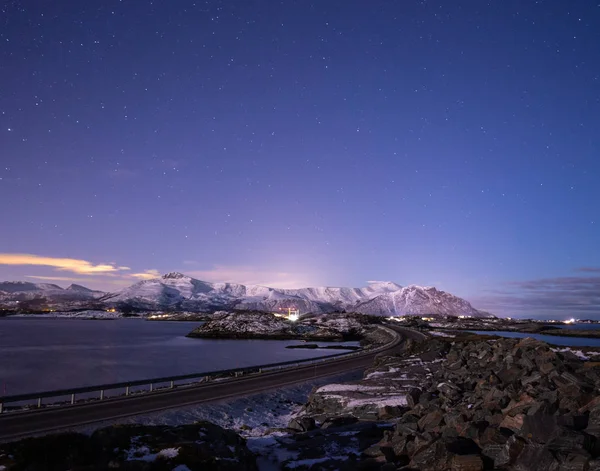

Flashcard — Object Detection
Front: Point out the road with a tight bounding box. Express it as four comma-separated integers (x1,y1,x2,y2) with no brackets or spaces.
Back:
0,325,426,441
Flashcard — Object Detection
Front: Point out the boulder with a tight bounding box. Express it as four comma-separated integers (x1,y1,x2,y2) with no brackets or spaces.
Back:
512,443,560,471
450,454,484,471
287,416,316,433
500,413,525,432
320,416,359,430
418,410,444,432
494,435,526,468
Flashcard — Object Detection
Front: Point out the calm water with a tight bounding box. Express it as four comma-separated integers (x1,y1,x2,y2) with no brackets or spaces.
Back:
469,330,600,347
0,318,357,395
556,323,600,330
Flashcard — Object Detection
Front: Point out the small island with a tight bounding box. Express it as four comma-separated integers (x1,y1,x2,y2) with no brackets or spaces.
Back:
186,311,377,342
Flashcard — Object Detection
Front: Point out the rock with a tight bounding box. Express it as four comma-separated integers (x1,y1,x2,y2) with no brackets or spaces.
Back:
378,405,405,420
522,414,559,443
418,410,444,432
546,428,591,454
500,413,525,432
521,372,543,386
494,435,526,468
288,416,316,433
406,387,422,408
391,432,413,457
0,422,257,471
497,366,524,385
409,439,452,471
502,394,536,416
450,454,484,471
285,335,599,471
320,416,359,429
559,453,591,471
438,382,462,401
512,443,560,471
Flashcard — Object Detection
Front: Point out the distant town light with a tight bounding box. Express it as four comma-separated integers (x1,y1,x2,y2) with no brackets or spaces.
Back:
273,306,300,322
565,318,576,324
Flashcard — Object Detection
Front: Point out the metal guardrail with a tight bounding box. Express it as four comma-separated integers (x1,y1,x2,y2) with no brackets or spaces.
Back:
0,326,400,414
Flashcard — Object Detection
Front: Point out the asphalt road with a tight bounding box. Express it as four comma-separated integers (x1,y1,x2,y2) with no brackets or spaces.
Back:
0,325,426,441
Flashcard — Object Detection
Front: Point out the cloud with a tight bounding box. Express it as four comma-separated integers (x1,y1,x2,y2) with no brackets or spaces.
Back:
130,269,161,280
470,273,600,318
0,254,130,275
184,265,314,289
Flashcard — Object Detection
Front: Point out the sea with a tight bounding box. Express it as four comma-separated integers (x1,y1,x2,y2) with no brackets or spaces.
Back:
0,317,358,396
469,323,600,347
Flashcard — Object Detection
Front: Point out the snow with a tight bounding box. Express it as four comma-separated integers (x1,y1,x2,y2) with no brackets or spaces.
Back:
286,455,352,468
552,347,591,360
70,371,363,471
157,447,180,459
316,383,385,393
125,441,156,462
365,367,401,379
355,285,486,317
429,331,456,337
346,395,408,408
172,466,191,471
22,271,485,317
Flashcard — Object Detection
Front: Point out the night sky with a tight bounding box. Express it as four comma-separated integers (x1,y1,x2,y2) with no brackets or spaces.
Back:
1,1,599,318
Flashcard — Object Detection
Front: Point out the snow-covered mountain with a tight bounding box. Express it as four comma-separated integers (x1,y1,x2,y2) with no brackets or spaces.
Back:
0,273,490,317
353,285,486,317
98,273,489,317
0,281,106,309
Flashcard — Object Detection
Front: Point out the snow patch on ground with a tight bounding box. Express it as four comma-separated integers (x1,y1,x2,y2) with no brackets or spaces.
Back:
346,395,408,408
68,371,363,470
365,367,401,379
551,347,591,360
429,331,456,337
316,383,385,393
157,447,179,459
286,455,351,468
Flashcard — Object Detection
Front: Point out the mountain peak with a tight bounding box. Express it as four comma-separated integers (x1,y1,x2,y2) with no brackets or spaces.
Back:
66,284,93,292
366,281,403,291
162,272,190,280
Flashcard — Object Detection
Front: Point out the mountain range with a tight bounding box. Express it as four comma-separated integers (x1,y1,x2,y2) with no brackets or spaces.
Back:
0,273,491,317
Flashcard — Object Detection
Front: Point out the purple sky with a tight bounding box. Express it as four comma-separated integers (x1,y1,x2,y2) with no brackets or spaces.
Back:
1,1,599,318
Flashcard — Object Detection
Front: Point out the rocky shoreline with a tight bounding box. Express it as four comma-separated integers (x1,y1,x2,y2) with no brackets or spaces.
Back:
277,334,600,470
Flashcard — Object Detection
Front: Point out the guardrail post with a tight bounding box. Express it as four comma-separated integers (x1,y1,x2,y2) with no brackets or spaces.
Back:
0,402,3,414
150,383,153,392
100,390,104,400
37,397,42,408
258,368,262,373
71,393,75,405
170,380,174,389
125,385,130,396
